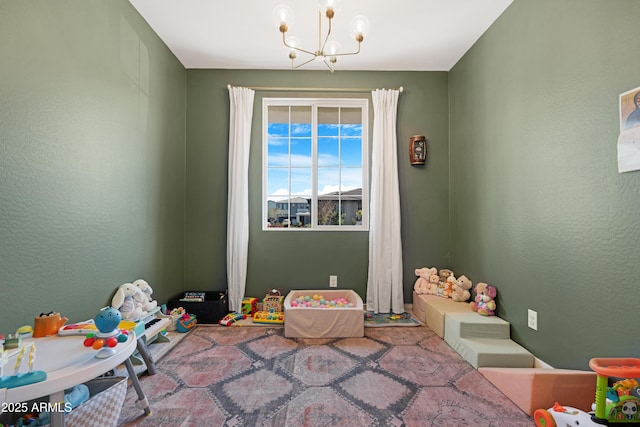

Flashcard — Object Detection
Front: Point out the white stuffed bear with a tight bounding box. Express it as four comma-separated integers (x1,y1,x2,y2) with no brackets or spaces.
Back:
413,267,437,294
111,283,146,321
425,274,441,295
452,275,472,302
133,279,158,312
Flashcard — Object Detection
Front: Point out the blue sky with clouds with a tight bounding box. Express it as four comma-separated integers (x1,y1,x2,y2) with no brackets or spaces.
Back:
267,122,363,199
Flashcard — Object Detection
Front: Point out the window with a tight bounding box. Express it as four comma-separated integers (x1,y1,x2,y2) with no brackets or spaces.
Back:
263,98,368,231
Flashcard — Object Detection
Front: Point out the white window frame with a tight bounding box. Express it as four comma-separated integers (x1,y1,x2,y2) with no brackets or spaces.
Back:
262,97,369,231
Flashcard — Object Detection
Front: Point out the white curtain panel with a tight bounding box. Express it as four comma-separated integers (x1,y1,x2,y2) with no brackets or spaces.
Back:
226,86,255,312
366,88,404,314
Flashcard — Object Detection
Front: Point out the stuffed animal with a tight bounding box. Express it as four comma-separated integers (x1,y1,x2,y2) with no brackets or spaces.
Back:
413,267,437,294
435,268,455,298
111,283,146,321
133,279,158,312
425,274,440,295
438,268,455,282
452,275,472,302
470,282,497,316
437,278,453,298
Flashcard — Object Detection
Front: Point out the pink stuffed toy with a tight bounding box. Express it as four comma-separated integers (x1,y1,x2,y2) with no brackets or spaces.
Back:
470,282,497,316
413,267,437,294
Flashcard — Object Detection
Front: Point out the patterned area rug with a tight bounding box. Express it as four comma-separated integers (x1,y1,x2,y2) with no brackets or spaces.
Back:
118,326,535,426
364,311,421,327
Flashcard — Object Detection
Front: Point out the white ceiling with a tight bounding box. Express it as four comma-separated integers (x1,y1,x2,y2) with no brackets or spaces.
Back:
128,0,513,72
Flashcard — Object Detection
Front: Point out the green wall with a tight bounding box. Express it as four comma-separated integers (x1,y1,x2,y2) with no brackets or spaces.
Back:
185,70,450,301
0,0,186,332
449,0,640,368
4,0,632,371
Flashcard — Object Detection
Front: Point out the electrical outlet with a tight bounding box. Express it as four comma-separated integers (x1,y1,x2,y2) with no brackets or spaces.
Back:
527,309,538,331
329,275,338,287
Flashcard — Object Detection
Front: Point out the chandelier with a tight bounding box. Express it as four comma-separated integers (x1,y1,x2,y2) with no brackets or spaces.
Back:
273,1,370,72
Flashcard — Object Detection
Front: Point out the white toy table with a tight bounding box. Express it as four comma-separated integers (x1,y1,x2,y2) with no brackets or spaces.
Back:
0,333,149,426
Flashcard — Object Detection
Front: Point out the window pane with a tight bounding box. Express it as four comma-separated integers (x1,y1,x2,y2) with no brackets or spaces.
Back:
268,106,290,136
266,198,289,227
289,196,311,227
291,123,311,137
340,107,362,127
291,106,311,135
340,167,362,192
341,194,363,226
291,137,311,167
268,137,289,167
341,123,362,136
267,168,289,196
317,199,340,226
318,107,339,136
340,137,362,167
317,167,339,195
291,168,311,196
318,136,339,167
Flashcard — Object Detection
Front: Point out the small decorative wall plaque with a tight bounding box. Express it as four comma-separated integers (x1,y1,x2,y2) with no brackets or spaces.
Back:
409,135,427,165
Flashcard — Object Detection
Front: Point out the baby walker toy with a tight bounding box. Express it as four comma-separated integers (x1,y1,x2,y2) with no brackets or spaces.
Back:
83,306,130,358
534,358,640,426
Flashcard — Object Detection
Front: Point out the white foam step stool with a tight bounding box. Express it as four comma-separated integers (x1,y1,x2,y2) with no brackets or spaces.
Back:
444,312,534,369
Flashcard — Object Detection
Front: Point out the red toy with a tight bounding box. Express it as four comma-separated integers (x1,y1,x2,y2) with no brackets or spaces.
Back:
219,312,246,326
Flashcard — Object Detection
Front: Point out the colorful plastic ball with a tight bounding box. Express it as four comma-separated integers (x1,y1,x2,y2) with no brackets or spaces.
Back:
84,337,95,347
106,337,118,348
117,333,128,343
92,339,105,350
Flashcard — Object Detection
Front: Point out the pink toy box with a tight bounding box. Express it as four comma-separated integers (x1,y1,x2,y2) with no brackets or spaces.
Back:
283,289,364,338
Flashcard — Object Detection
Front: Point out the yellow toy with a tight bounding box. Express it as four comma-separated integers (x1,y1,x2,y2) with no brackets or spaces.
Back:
252,309,284,324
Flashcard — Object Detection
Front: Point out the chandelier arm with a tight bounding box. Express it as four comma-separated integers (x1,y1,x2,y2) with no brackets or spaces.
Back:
319,14,332,56
282,32,316,57
330,42,361,58
322,57,335,73
293,56,318,69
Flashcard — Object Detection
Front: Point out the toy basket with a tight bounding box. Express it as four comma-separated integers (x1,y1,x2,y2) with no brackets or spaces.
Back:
0,377,128,427
62,377,128,427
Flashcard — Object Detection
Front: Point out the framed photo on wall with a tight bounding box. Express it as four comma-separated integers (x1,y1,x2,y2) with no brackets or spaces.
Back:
618,85,640,173
619,85,640,132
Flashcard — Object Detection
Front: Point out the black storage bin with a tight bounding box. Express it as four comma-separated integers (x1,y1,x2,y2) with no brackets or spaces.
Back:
167,291,228,324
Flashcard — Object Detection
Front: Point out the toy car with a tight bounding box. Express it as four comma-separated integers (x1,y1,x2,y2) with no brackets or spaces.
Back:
534,358,640,426
219,312,246,326
534,403,600,427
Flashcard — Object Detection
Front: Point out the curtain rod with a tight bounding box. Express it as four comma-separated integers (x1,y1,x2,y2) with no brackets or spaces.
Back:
227,84,403,93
